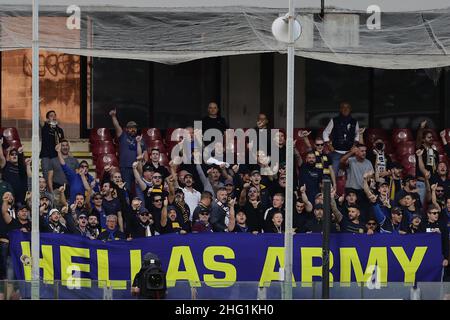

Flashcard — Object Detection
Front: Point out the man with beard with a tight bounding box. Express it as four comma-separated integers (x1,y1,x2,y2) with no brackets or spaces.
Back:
293,187,314,233
303,204,339,233
398,192,421,223
173,188,191,232
191,208,214,233
181,172,201,217
87,212,100,239
210,188,236,232
98,214,126,241
126,207,159,238
101,181,124,232
110,109,145,191
299,132,336,187
333,204,367,234
429,161,450,196
160,200,190,234
385,162,404,201
133,162,154,203
0,148,27,204
247,170,271,210
40,208,68,234
239,186,265,233
50,139,79,193
298,151,323,203
192,191,213,222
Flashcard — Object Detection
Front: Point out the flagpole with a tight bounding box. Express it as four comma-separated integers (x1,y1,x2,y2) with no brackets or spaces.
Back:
31,0,41,300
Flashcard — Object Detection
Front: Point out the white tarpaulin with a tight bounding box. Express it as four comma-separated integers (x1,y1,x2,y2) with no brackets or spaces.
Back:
0,1,450,68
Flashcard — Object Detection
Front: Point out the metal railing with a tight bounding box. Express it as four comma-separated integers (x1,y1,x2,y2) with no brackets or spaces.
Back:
1,280,449,300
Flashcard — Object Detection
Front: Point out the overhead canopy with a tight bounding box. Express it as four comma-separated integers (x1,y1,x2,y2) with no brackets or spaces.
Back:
0,0,450,68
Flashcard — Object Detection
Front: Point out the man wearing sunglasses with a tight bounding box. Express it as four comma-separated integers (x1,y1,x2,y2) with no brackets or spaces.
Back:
299,131,336,188
420,205,449,269
372,203,408,234
126,208,159,239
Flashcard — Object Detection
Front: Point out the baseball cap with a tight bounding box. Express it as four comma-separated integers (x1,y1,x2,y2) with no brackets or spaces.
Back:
16,203,29,211
224,178,234,186
251,169,261,176
411,213,422,220
126,121,138,128
378,181,389,187
184,172,194,178
142,164,153,172
346,188,358,196
78,212,88,219
49,208,60,216
314,204,324,210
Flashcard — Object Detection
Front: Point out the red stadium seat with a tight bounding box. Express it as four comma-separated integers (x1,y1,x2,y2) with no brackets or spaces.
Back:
89,128,112,142
392,129,413,145
395,141,416,156
316,128,325,140
95,154,119,178
142,128,162,144
159,152,170,167
91,142,116,160
147,140,167,153
365,128,389,149
336,175,346,196
439,154,449,165
2,127,20,141
7,140,22,150
400,154,416,176
433,142,444,155
165,128,186,145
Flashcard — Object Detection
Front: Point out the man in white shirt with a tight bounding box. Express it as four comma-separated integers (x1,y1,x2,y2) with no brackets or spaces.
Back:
182,172,201,219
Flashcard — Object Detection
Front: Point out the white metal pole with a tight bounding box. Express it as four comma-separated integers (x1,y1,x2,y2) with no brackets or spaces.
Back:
31,0,40,300
283,0,295,300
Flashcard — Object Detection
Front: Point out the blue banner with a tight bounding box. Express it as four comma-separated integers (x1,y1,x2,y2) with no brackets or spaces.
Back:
9,231,443,291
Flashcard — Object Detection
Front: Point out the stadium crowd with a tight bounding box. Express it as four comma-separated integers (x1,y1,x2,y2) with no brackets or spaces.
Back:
0,102,449,284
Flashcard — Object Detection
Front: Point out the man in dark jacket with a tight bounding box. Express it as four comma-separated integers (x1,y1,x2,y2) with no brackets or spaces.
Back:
98,214,126,241
298,151,323,203
1,148,27,204
323,102,360,177
40,110,64,192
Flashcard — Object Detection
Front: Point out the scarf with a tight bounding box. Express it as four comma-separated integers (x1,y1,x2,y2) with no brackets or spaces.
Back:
425,146,436,172
374,150,386,173
107,227,118,240
215,199,230,227
176,201,190,224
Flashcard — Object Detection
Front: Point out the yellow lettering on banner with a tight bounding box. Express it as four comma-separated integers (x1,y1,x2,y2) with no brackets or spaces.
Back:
391,246,427,284
259,247,296,287
203,246,236,288
20,242,54,283
301,247,333,287
340,247,388,286
130,250,142,285
166,246,200,287
96,249,127,289
60,246,91,288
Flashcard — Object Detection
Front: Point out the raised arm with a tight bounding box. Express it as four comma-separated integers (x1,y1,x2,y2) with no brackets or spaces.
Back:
132,161,147,191
1,194,12,225
415,149,428,177
109,109,123,138
362,171,375,199
299,185,313,212
136,135,143,158
160,198,168,227
167,175,175,204
340,146,357,168
55,143,65,166
79,168,91,193
239,183,250,207
227,198,236,232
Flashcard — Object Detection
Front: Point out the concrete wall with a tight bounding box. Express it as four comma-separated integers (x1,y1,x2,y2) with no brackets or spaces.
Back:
222,54,261,129
222,53,306,130
273,54,306,129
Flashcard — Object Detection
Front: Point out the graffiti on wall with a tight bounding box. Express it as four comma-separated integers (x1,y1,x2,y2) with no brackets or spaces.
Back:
23,53,80,77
